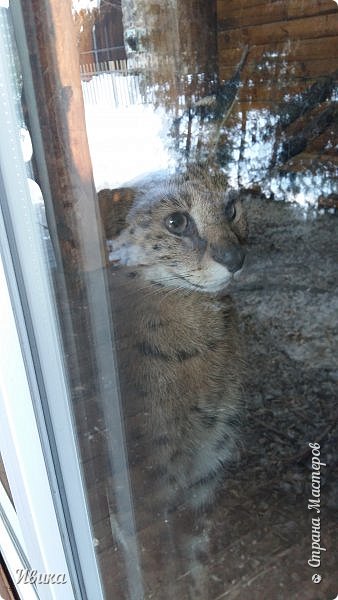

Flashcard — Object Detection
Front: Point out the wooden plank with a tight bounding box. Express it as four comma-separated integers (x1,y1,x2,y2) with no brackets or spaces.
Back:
21,0,107,272
279,153,338,172
235,95,337,115
219,36,338,66
220,58,338,82
278,101,334,133
235,80,309,104
217,0,337,26
218,14,338,47
287,0,337,18
218,1,287,29
217,0,336,17
218,0,279,11
225,77,333,104
235,99,283,110
288,152,338,163
245,77,311,96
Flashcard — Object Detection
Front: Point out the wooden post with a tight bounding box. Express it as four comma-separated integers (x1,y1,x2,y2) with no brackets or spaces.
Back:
18,0,106,273
121,0,218,109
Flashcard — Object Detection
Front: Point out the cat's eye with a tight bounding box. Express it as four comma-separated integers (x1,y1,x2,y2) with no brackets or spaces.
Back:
224,200,237,222
165,211,190,235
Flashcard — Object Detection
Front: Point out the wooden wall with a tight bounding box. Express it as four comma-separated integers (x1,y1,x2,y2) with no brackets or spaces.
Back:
74,1,337,187
217,0,338,106
217,0,338,178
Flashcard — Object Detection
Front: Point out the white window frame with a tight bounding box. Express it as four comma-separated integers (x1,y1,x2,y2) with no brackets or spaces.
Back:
0,6,104,599
0,250,73,600
0,481,37,600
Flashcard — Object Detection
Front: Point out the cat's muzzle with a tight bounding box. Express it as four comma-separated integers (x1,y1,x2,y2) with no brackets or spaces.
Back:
211,244,246,274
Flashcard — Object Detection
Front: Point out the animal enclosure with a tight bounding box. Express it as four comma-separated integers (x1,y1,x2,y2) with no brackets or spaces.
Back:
1,1,337,599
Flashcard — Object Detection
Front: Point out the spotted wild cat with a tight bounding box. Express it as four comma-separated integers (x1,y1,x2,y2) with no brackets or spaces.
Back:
98,166,247,513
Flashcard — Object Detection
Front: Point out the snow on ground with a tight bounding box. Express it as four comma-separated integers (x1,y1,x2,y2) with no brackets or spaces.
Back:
82,74,170,190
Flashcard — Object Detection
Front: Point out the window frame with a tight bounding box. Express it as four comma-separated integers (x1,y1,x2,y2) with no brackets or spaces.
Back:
0,5,104,598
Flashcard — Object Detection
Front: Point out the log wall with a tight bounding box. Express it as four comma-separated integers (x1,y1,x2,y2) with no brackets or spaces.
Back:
217,0,338,176
217,0,338,105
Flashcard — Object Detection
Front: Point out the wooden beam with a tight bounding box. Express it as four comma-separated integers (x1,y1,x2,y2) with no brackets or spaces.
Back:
218,14,338,47
220,58,338,82
218,36,338,66
20,0,106,272
217,0,337,25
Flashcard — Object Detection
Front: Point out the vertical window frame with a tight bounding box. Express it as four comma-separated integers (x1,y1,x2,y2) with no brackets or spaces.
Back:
0,5,104,599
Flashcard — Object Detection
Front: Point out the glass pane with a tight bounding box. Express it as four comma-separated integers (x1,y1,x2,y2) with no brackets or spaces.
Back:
5,1,338,599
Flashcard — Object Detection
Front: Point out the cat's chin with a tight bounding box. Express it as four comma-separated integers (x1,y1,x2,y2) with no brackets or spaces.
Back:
176,272,233,293
139,268,233,293
202,280,232,294
180,277,232,294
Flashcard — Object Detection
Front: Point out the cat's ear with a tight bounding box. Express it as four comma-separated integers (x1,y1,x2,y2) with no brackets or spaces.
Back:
97,187,136,239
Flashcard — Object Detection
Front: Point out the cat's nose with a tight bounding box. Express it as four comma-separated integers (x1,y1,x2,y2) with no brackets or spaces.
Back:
211,244,245,273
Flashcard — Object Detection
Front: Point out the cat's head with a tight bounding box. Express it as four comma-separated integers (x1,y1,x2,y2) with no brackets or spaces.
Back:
98,167,248,294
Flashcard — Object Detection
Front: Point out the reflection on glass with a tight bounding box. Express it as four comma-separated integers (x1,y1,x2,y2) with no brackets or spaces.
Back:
6,0,338,598
73,3,338,597
74,0,337,210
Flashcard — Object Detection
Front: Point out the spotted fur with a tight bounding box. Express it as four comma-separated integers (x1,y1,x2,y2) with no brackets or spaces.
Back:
99,166,247,511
